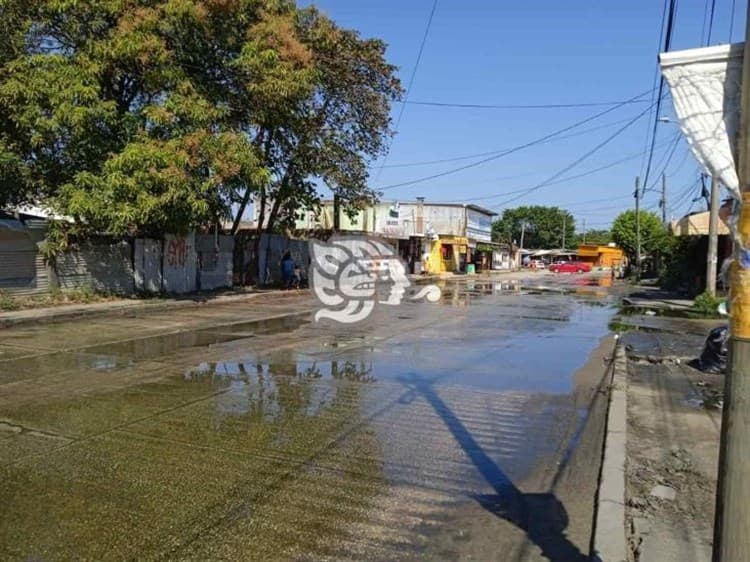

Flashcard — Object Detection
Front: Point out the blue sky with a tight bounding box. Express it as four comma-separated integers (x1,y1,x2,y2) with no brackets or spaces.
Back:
301,0,746,232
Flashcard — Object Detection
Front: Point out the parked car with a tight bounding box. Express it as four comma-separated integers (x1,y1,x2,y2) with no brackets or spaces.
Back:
531,259,546,270
549,261,591,273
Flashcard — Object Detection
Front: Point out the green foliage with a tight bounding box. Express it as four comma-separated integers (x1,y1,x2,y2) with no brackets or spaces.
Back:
693,290,723,316
661,236,704,294
579,229,612,246
611,210,669,263
0,0,401,241
492,206,575,249
0,290,19,311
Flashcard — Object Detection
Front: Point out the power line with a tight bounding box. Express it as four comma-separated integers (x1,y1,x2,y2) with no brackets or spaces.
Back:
641,0,679,195
377,88,656,192
395,98,652,110
640,0,670,175
491,103,656,209
729,0,738,41
379,114,645,169
706,0,717,44
701,0,711,45
373,0,439,182
643,133,682,193
453,134,676,204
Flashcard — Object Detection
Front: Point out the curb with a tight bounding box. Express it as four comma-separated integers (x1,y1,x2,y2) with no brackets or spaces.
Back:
591,343,628,562
0,289,308,329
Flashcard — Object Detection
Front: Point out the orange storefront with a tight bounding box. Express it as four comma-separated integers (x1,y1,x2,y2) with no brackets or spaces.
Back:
577,244,625,269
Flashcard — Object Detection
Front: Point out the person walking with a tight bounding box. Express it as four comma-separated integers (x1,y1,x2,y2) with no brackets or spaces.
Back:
281,251,295,290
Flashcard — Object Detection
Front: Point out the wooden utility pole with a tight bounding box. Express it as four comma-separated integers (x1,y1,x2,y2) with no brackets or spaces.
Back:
661,172,668,225
713,7,750,561
583,218,587,245
519,221,526,269
562,214,566,250
707,176,720,296
635,176,641,281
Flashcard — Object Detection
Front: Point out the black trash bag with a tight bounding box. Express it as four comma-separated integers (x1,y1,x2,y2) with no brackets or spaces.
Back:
695,326,729,374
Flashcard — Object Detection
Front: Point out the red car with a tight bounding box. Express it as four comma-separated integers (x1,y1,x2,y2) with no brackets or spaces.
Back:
549,261,592,273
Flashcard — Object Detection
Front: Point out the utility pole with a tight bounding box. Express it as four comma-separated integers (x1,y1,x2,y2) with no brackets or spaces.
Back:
519,221,526,270
661,172,668,225
562,214,566,250
583,218,587,245
713,7,750,561
635,176,641,281
707,176,720,296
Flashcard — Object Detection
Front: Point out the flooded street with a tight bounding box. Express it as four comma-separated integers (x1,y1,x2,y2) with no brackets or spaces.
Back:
1,275,618,561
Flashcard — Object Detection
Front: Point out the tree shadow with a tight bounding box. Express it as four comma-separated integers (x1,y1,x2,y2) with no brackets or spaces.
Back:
397,373,588,562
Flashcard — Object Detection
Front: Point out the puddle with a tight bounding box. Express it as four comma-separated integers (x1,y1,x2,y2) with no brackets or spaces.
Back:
0,284,618,560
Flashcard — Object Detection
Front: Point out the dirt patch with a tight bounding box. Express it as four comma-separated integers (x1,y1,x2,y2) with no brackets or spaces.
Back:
626,359,720,562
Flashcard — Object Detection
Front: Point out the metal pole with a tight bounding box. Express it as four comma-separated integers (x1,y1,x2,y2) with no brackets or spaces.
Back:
661,172,668,225
635,176,641,281
707,176,720,296
583,218,587,245
713,6,750,560
519,222,526,270
562,214,566,250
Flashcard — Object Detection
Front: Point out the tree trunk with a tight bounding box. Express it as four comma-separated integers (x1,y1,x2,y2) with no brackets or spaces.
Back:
231,127,272,236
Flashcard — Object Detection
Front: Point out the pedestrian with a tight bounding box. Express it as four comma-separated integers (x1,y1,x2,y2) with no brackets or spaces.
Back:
281,251,295,290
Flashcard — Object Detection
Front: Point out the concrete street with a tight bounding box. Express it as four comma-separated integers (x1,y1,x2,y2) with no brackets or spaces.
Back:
1,273,619,561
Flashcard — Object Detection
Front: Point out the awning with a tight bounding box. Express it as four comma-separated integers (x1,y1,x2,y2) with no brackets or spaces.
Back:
659,44,743,199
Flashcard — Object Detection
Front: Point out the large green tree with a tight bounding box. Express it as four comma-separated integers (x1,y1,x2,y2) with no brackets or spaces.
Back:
492,206,576,249
0,0,400,239
611,209,668,263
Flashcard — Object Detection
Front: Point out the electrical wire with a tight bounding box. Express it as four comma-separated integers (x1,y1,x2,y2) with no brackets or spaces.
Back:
490,102,657,209
641,0,679,195
372,0,439,182
451,135,676,204
706,0,717,44
640,0,670,175
379,115,643,170
377,88,657,192
395,98,652,110
729,0,738,42
643,133,682,193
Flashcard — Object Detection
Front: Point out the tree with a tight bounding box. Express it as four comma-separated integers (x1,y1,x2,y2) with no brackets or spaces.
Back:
611,210,668,263
0,1,400,241
578,229,612,246
492,206,575,249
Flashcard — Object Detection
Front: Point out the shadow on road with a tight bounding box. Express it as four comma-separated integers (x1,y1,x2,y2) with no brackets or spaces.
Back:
398,373,588,562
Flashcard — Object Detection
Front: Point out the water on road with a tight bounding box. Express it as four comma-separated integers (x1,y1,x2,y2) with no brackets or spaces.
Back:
0,277,617,561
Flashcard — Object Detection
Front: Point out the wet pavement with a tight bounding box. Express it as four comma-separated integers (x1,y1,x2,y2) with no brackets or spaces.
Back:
1,275,618,561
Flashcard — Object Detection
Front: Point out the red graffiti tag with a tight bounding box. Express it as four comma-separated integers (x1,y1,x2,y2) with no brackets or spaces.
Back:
167,238,188,267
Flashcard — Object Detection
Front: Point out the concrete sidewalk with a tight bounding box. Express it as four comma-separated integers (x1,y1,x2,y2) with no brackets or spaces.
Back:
0,269,531,328
0,288,305,328
613,311,724,562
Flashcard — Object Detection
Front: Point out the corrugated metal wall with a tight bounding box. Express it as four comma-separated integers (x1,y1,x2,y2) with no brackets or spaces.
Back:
54,241,135,295
196,234,233,291
0,227,49,296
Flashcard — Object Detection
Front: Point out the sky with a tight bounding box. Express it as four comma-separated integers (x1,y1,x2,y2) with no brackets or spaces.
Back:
300,0,747,232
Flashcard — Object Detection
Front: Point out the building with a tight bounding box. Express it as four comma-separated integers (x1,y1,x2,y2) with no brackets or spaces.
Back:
0,208,53,295
669,210,732,293
295,200,498,274
577,244,625,269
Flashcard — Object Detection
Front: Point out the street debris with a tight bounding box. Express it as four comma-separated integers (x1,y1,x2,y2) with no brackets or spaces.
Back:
650,485,677,501
691,325,729,374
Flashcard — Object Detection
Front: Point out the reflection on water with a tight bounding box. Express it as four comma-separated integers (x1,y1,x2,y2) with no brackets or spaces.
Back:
0,282,617,560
